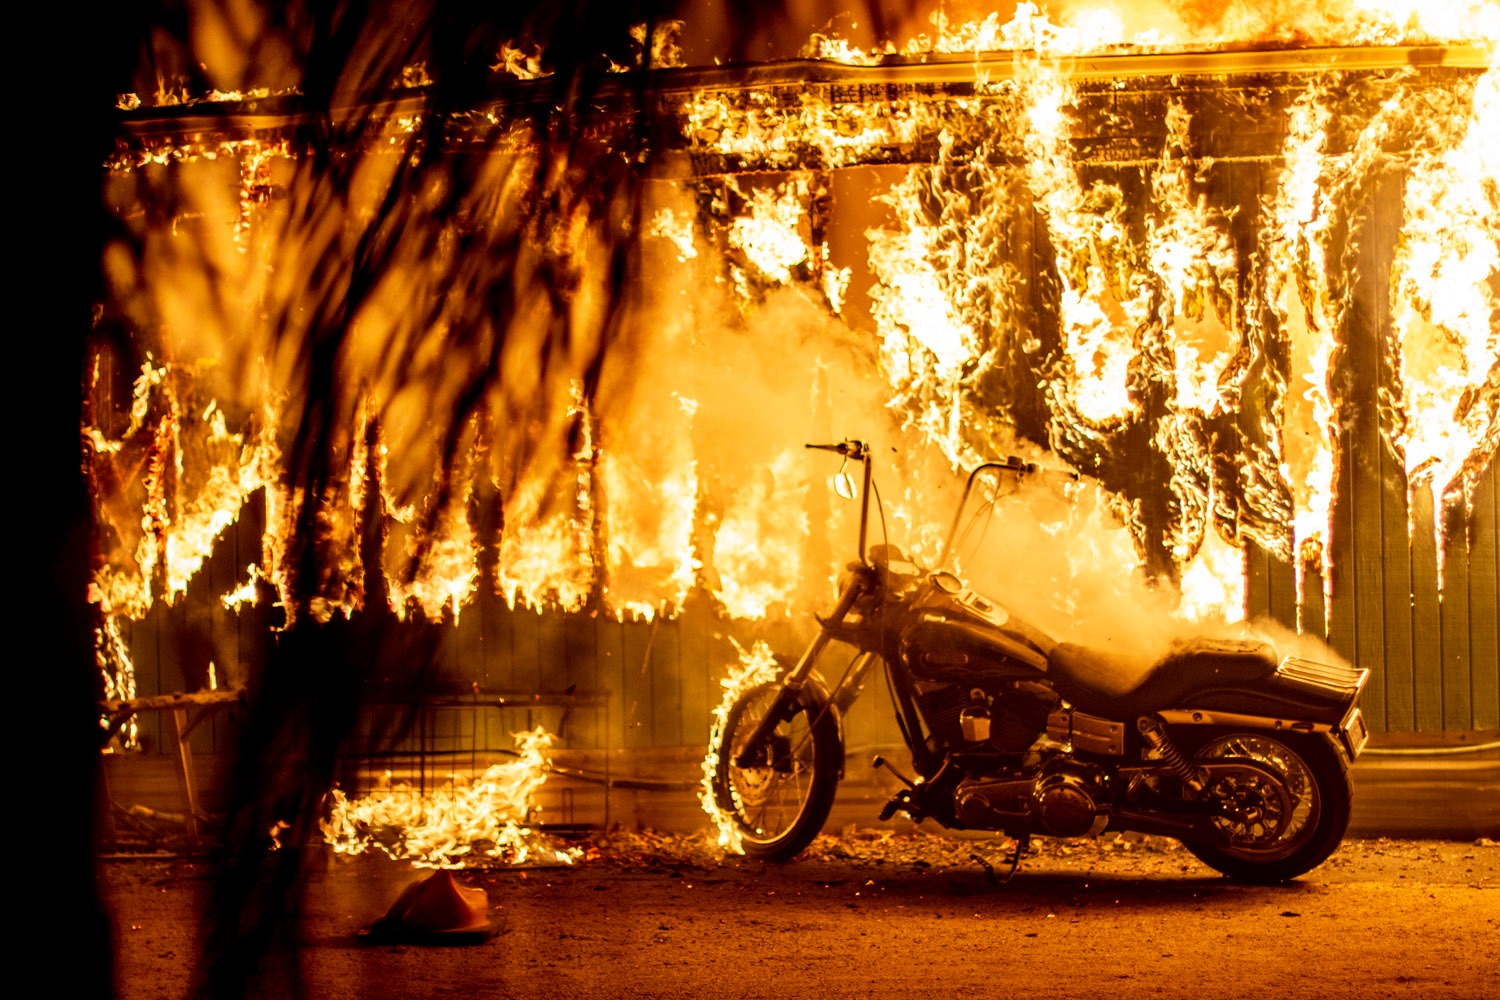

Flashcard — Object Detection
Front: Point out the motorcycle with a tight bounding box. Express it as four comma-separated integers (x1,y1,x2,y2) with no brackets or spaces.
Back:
709,440,1370,882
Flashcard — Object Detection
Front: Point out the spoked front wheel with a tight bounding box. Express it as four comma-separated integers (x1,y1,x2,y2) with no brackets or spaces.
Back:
1177,729,1352,883
711,683,842,861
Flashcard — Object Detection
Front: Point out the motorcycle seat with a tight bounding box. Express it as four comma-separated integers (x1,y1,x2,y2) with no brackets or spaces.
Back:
1046,637,1279,719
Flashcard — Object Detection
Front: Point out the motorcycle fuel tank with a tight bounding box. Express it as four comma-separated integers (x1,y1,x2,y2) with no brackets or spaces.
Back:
914,572,1012,625
901,615,1049,683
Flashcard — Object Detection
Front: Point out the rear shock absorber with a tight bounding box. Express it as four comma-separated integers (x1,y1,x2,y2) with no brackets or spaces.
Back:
1137,715,1206,795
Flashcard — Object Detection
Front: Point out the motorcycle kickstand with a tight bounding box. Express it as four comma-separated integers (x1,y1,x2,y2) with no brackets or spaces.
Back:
971,834,1029,887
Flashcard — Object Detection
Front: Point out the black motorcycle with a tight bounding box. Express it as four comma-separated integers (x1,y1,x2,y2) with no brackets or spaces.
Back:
709,440,1369,882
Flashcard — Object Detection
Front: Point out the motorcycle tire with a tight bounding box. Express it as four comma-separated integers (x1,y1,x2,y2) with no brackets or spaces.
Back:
1173,728,1353,883
712,682,843,862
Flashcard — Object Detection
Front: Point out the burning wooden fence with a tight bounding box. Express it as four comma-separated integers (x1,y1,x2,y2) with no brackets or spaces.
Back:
96,40,1497,781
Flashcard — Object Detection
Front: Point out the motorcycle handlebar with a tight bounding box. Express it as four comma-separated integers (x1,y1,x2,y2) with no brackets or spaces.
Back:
807,438,1078,572
807,444,1076,482
982,455,1081,483
937,455,1080,569
808,440,874,565
805,440,869,461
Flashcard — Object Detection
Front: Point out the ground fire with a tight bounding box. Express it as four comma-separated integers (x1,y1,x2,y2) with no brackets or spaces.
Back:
90,0,1496,880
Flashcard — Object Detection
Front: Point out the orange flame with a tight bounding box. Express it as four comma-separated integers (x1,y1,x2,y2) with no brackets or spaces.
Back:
321,727,577,868
699,640,781,853
98,3,1500,666
1387,59,1498,566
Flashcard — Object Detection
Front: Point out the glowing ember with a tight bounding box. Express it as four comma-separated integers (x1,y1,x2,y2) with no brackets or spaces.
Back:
493,41,544,80
726,177,811,289
96,616,139,747
628,20,685,70
648,208,699,262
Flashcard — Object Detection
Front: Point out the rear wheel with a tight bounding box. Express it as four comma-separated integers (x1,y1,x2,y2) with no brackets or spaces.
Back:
712,683,842,861
1176,730,1352,883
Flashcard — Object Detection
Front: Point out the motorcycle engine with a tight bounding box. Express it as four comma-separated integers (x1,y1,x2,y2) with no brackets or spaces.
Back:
1031,759,1103,837
953,756,1106,837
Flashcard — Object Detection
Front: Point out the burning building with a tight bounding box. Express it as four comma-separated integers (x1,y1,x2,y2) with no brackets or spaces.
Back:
88,0,1497,875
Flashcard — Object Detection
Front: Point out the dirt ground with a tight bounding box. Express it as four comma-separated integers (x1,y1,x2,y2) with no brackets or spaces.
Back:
102,831,1498,1000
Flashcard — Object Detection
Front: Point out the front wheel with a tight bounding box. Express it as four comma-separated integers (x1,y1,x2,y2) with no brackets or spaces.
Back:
1176,729,1352,883
711,683,843,861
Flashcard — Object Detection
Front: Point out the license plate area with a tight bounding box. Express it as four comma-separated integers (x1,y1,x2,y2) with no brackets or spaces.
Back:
1338,705,1369,760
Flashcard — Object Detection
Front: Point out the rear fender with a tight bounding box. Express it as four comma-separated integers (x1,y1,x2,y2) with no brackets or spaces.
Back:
1156,702,1369,762
1159,655,1370,761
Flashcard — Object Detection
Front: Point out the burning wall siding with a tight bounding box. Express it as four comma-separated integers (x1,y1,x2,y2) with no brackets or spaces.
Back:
669,48,1500,735
95,40,1498,754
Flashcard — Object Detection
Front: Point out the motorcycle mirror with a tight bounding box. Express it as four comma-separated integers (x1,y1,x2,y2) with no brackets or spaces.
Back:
834,469,857,500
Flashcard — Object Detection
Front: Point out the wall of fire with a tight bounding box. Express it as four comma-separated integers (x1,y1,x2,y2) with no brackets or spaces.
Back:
94,56,1498,765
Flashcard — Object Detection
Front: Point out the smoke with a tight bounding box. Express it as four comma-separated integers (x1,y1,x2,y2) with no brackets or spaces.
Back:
615,172,1278,667
594,178,912,615
949,473,1179,663
943,469,1350,668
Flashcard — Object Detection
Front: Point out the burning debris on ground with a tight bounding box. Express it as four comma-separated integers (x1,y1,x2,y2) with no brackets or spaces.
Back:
102,821,1500,871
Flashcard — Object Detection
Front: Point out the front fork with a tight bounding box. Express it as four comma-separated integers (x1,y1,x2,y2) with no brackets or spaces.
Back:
731,572,874,769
